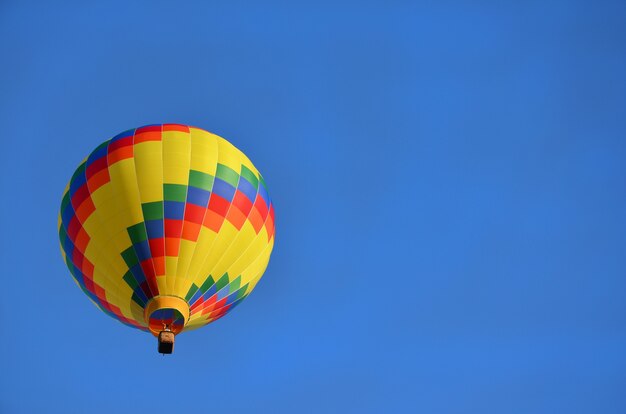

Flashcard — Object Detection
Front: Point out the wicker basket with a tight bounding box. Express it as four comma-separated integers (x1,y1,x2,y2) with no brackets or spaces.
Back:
158,331,175,354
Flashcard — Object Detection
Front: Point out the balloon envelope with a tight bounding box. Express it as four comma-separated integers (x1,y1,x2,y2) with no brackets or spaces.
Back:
58,124,275,336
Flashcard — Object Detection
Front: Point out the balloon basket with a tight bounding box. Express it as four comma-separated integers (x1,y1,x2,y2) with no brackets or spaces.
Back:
158,331,175,354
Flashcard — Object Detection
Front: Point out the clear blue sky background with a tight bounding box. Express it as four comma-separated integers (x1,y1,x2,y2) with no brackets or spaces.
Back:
1,1,625,413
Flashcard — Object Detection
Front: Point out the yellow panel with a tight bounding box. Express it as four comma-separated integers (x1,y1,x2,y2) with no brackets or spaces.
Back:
163,153,190,184
134,141,163,203
209,222,258,282
190,128,219,175
175,238,195,284
162,130,190,294
156,276,168,294
224,226,271,286
242,241,273,292
107,158,144,225
187,226,219,287
215,136,244,172
199,222,239,283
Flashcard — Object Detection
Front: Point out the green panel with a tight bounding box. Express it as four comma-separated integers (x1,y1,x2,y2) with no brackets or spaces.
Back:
142,201,163,220
131,292,145,307
59,226,67,242
70,162,86,184
216,164,239,187
91,141,109,156
127,223,148,244
215,273,229,291
163,184,187,202
185,283,199,301
236,284,249,300
123,271,138,289
65,256,77,278
189,170,214,191
229,275,241,293
240,165,259,189
199,275,215,294
60,192,71,212
121,246,139,267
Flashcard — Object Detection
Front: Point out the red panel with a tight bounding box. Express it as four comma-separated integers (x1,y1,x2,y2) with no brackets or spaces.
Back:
253,197,269,220
153,257,166,276
197,294,217,312
83,276,95,294
164,219,183,238
72,248,84,270
109,135,133,152
269,203,275,221
140,260,156,280
212,305,230,318
108,147,133,164
71,184,90,209
109,304,123,319
232,190,253,215
136,125,161,134
135,129,161,143
247,208,264,234
94,284,107,302
190,297,205,311
87,168,110,192
202,297,227,315
140,281,152,299
100,300,113,314
226,206,246,230
203,210,224,233
181,221,201,241
86,156,108,179
165,238,180,256
74,227,90,252
148,238,165,257
163,123,190,132
82,258,94,278
184,203,206,224
208,194,230,217
147,277,159,297
67,216,81,239
75,198,96,223
265,215,275,241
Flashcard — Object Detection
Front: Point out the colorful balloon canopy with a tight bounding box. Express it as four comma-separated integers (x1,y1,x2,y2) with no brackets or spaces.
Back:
58,124,275,343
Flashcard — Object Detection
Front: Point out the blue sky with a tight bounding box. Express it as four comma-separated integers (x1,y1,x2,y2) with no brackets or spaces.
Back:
1,1,625,413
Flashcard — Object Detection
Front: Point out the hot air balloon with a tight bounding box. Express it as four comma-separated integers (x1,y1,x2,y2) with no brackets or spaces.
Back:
58,124,275,353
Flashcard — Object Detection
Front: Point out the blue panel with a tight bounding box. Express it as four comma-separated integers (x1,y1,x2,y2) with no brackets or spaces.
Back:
134,239,152,261
134,288,148,304
186,186,211,207
202,283,218,300
86,142,109,167
111,128,135,142
226,291,240,306
164,201,185,220
189,289,204,306
145,219,164,239
130,264,147,283
61,204,75,228
62,237,75,260
69,168,87,196
228,296,245,311
258,181,270,207
212,178,236,201
237,177,258,203
216,285,230,300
